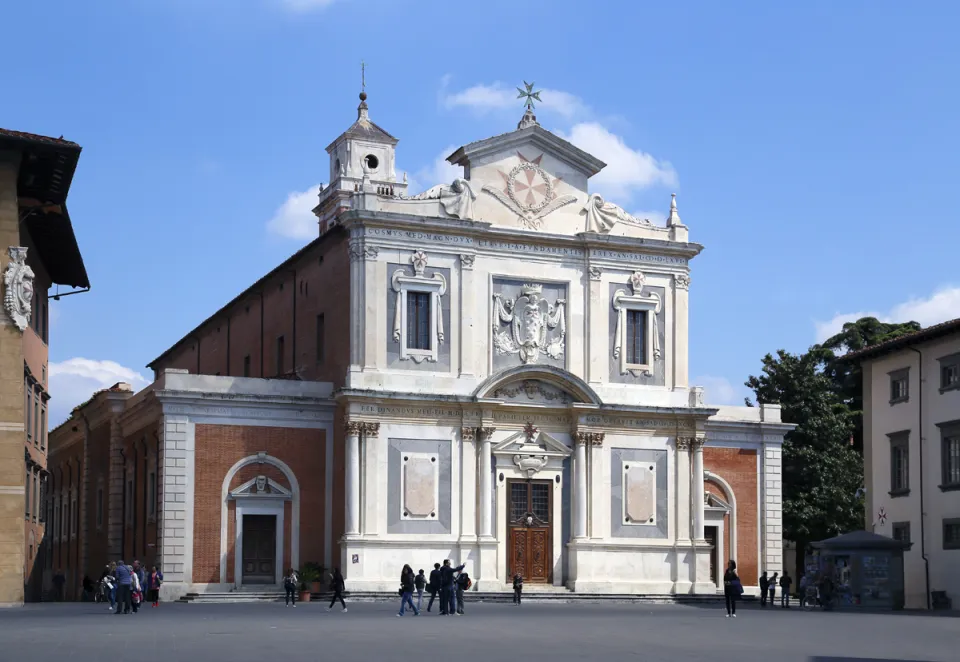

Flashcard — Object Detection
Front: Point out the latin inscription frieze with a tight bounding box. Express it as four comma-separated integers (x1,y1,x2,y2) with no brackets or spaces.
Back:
590,250,688,265
581,415,693,430
357,404,462,419
367,228,475,245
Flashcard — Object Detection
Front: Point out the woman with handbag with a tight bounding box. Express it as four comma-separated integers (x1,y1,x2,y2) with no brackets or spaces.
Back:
723,559,742,618
327,568,347,612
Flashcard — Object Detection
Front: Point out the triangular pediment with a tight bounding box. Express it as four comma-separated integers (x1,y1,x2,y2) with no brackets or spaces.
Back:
705,493,731,510
230,476,292,500
492,429,571,458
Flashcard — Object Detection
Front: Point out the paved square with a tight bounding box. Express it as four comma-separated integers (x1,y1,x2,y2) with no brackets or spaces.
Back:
1,601,956,662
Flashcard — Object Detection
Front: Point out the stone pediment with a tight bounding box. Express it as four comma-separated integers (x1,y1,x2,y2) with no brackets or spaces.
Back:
491,379,574,405
492,428,571,459
230,476,292,500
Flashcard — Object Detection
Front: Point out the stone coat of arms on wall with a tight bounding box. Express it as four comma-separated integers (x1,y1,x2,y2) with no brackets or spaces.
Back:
492,283,565,364
3,247,35,332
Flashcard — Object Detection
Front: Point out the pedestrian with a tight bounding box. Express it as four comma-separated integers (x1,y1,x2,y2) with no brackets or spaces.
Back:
327,568,347,612
438,560,464,616
147,566,163,608
723,559,741,618
512,570,523,606
779,572,792,609
427,563,441,612
130,566,142,613
107,562,118,611
769,572,779,606
397,564,420,617
759,571,769,607
455,569,471,615
115,560,133,615
283,568,299,607
132,561,146,597
101,565,116,611
52,569,65,602
415,569,426,612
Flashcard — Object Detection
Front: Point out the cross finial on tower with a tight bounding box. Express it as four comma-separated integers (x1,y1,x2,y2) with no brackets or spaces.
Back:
516,81,542,110
361,60,366,93
358,61,369,120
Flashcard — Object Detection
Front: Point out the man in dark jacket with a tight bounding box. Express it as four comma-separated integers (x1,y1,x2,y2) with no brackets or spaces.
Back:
438,560,464,616
427,563,441,612
115,561,133,615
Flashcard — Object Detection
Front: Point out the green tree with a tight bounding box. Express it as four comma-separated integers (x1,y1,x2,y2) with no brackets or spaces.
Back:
745,349,863,580
815,317,920,452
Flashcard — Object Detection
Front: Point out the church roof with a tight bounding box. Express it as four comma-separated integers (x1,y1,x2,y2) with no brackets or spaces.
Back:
325,94,398,152
446,123,606,178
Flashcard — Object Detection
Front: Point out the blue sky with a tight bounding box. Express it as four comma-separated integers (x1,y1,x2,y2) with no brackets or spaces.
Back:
3,0,959,423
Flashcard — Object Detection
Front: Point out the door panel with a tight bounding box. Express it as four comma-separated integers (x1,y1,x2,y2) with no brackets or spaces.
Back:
242,514,276,584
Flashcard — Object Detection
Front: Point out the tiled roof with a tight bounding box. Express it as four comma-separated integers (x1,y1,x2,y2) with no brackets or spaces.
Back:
0,128,80,149
845,317,960,361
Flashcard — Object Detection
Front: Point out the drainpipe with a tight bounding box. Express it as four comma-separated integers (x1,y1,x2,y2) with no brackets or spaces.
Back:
908,346,930,609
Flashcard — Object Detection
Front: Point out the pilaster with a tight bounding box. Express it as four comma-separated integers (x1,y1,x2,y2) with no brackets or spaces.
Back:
691,437,706,542
460,427,477,539
477,427,494,539
587,432,605,539
675,437,691,542
157,414,194,593
762,438,783,573
347,239,365,374
672,273,690,388
458,255,476,378
586,266,604,384
343,421,361,536
573,432,588,538
362,247,379,370
360,421,379,535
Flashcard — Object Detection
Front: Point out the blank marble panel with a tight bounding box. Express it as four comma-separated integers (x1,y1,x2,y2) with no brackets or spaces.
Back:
623,463,656,525
388,438,451,534
611,448,667,539
402,454,438,519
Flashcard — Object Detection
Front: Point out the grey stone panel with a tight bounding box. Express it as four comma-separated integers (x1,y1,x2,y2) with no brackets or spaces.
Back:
607,283,666,386
491,277,568,373
385,263,452,372
387,438,452,534
610,448,668,539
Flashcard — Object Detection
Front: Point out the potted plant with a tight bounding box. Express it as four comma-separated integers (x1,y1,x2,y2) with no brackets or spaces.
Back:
303,562,325,594
298,566,320,602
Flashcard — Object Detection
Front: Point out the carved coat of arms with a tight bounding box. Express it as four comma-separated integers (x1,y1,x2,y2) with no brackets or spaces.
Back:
492,283,565,364
3,247,35,332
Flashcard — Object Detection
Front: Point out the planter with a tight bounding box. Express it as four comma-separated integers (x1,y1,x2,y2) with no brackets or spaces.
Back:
298,590,311,602
311,581,322,593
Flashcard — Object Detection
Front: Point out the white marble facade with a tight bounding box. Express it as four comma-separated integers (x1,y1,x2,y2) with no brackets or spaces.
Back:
323,96,793,593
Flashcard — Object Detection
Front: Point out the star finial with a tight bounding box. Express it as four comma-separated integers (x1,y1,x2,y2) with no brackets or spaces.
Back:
517,81,542,111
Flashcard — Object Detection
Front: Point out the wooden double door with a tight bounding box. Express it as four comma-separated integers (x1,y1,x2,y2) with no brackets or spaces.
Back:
508,480,552,583
242,514,277,584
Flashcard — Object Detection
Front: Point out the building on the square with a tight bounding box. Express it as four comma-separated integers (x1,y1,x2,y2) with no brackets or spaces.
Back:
0,129,90,606
851,318,960,609
48,89,792,600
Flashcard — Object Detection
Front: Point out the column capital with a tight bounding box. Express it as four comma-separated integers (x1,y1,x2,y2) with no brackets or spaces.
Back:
590,432,605,447
676,436,694,451
460,427,476,442
361,421,380,438
344,421,363,436
690,437,706,451
575,431,590,446
477,427,496,441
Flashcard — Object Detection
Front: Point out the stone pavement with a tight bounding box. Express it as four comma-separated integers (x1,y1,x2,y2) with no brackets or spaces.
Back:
1,600,956,662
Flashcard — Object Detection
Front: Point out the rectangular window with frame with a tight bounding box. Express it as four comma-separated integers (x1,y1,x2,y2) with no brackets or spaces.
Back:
33,395,39,445
889,431,910,495
96,488,103,529
25,468,31,518
39,406,46,451
940,353,960,392
943,518,960,550
126,479,134,525
276,335,285,375
406,292,431,351
243,354,251,377
38,477,45,523
940,422,960,491
890,368,909,404
892,521,911,543
148,472,157,517
33,471,39,523
316,314,325,364
26,386,32,442
625,310,647,365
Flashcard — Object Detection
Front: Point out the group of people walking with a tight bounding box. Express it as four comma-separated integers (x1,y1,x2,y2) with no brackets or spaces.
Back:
282,567,348,611
98,560,163,614
722,560,796,617
398,559,472,617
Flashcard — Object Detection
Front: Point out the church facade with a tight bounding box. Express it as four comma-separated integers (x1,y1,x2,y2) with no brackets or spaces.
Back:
48,90,791,600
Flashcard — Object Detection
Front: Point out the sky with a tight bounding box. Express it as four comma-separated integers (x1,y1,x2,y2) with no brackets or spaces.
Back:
3,0,959,424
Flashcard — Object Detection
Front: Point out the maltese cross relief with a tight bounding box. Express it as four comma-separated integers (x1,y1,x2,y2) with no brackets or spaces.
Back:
481,151,577,230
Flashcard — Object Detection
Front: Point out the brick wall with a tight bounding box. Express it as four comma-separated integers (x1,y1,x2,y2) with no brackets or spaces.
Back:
120,423,161,569
84,423,110,579
704,447,758,586
192,424,326,584
151,230,351,386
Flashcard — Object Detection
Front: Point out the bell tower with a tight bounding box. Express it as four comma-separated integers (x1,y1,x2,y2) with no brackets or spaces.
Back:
314,73,407,231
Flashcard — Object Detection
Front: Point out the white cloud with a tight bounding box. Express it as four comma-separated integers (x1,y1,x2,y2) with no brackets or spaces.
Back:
441,82,590,120
278,0,338,12
402,146,463,195
48,358,150,426
693,375,750,406
266,185,320,240
814,285,960,342
557,123,678,201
